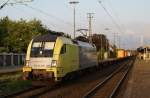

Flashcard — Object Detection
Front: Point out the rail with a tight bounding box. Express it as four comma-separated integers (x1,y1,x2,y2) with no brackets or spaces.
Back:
109,61,133,98
1,82,57,98
82,59,133,98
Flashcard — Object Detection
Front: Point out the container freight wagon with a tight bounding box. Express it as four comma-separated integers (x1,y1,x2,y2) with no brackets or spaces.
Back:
117,49,125,58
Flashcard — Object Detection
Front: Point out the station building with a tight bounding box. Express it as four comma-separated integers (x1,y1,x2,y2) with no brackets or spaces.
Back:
137,46,150,60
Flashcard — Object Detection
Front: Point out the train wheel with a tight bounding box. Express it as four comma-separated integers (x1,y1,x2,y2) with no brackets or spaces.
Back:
22,75,27,80
22,72,29,80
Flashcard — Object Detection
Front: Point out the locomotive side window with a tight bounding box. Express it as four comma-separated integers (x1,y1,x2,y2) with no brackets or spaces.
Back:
60,44,66,54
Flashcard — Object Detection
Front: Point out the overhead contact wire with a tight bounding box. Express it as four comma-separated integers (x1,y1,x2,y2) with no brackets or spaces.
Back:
98,1,124,34
23,4,73,27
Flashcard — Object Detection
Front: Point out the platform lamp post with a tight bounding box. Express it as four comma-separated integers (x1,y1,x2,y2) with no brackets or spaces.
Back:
105,28,111,58
69,1,79,39
104,28,110,52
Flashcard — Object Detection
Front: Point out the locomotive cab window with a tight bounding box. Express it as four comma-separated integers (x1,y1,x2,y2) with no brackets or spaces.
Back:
31,42,55,57
60,44,66,54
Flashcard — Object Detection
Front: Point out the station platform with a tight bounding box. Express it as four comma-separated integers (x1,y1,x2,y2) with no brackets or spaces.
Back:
123,59,150,98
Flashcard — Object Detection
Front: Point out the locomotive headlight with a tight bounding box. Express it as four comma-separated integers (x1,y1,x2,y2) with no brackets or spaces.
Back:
51,60,57,67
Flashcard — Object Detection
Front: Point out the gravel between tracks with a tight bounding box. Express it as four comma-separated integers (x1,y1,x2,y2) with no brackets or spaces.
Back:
33,60,128,98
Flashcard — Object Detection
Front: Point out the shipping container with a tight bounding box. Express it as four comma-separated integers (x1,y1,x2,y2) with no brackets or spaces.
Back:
117,49,125,58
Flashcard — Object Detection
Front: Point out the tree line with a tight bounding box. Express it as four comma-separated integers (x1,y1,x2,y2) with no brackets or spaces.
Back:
0,17,56,53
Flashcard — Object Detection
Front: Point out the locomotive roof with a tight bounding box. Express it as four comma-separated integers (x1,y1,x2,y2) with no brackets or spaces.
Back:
77,40,96,49
33,34,95,49
33,34,59,42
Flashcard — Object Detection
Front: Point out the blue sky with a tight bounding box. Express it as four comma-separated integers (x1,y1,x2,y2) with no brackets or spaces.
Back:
0,0,150,49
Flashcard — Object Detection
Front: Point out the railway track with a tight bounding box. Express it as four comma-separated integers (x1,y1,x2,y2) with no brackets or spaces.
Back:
0,78,62,98
1,84,58,98
0,58,134,98
82,59,133,98
27,59,134,98
1,86,41,98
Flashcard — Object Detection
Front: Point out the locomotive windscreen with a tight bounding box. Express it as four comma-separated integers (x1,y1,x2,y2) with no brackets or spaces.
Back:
30,42,55,57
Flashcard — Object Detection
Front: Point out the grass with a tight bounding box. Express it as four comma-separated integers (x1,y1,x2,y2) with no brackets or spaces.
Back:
0,80,32,94
0,72,22,81
0,73,32,96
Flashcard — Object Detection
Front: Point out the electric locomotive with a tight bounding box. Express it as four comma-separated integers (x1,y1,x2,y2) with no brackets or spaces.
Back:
23,33,98,81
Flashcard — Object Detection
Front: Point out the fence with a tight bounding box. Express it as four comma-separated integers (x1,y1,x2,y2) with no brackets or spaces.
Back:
0,53,25,67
